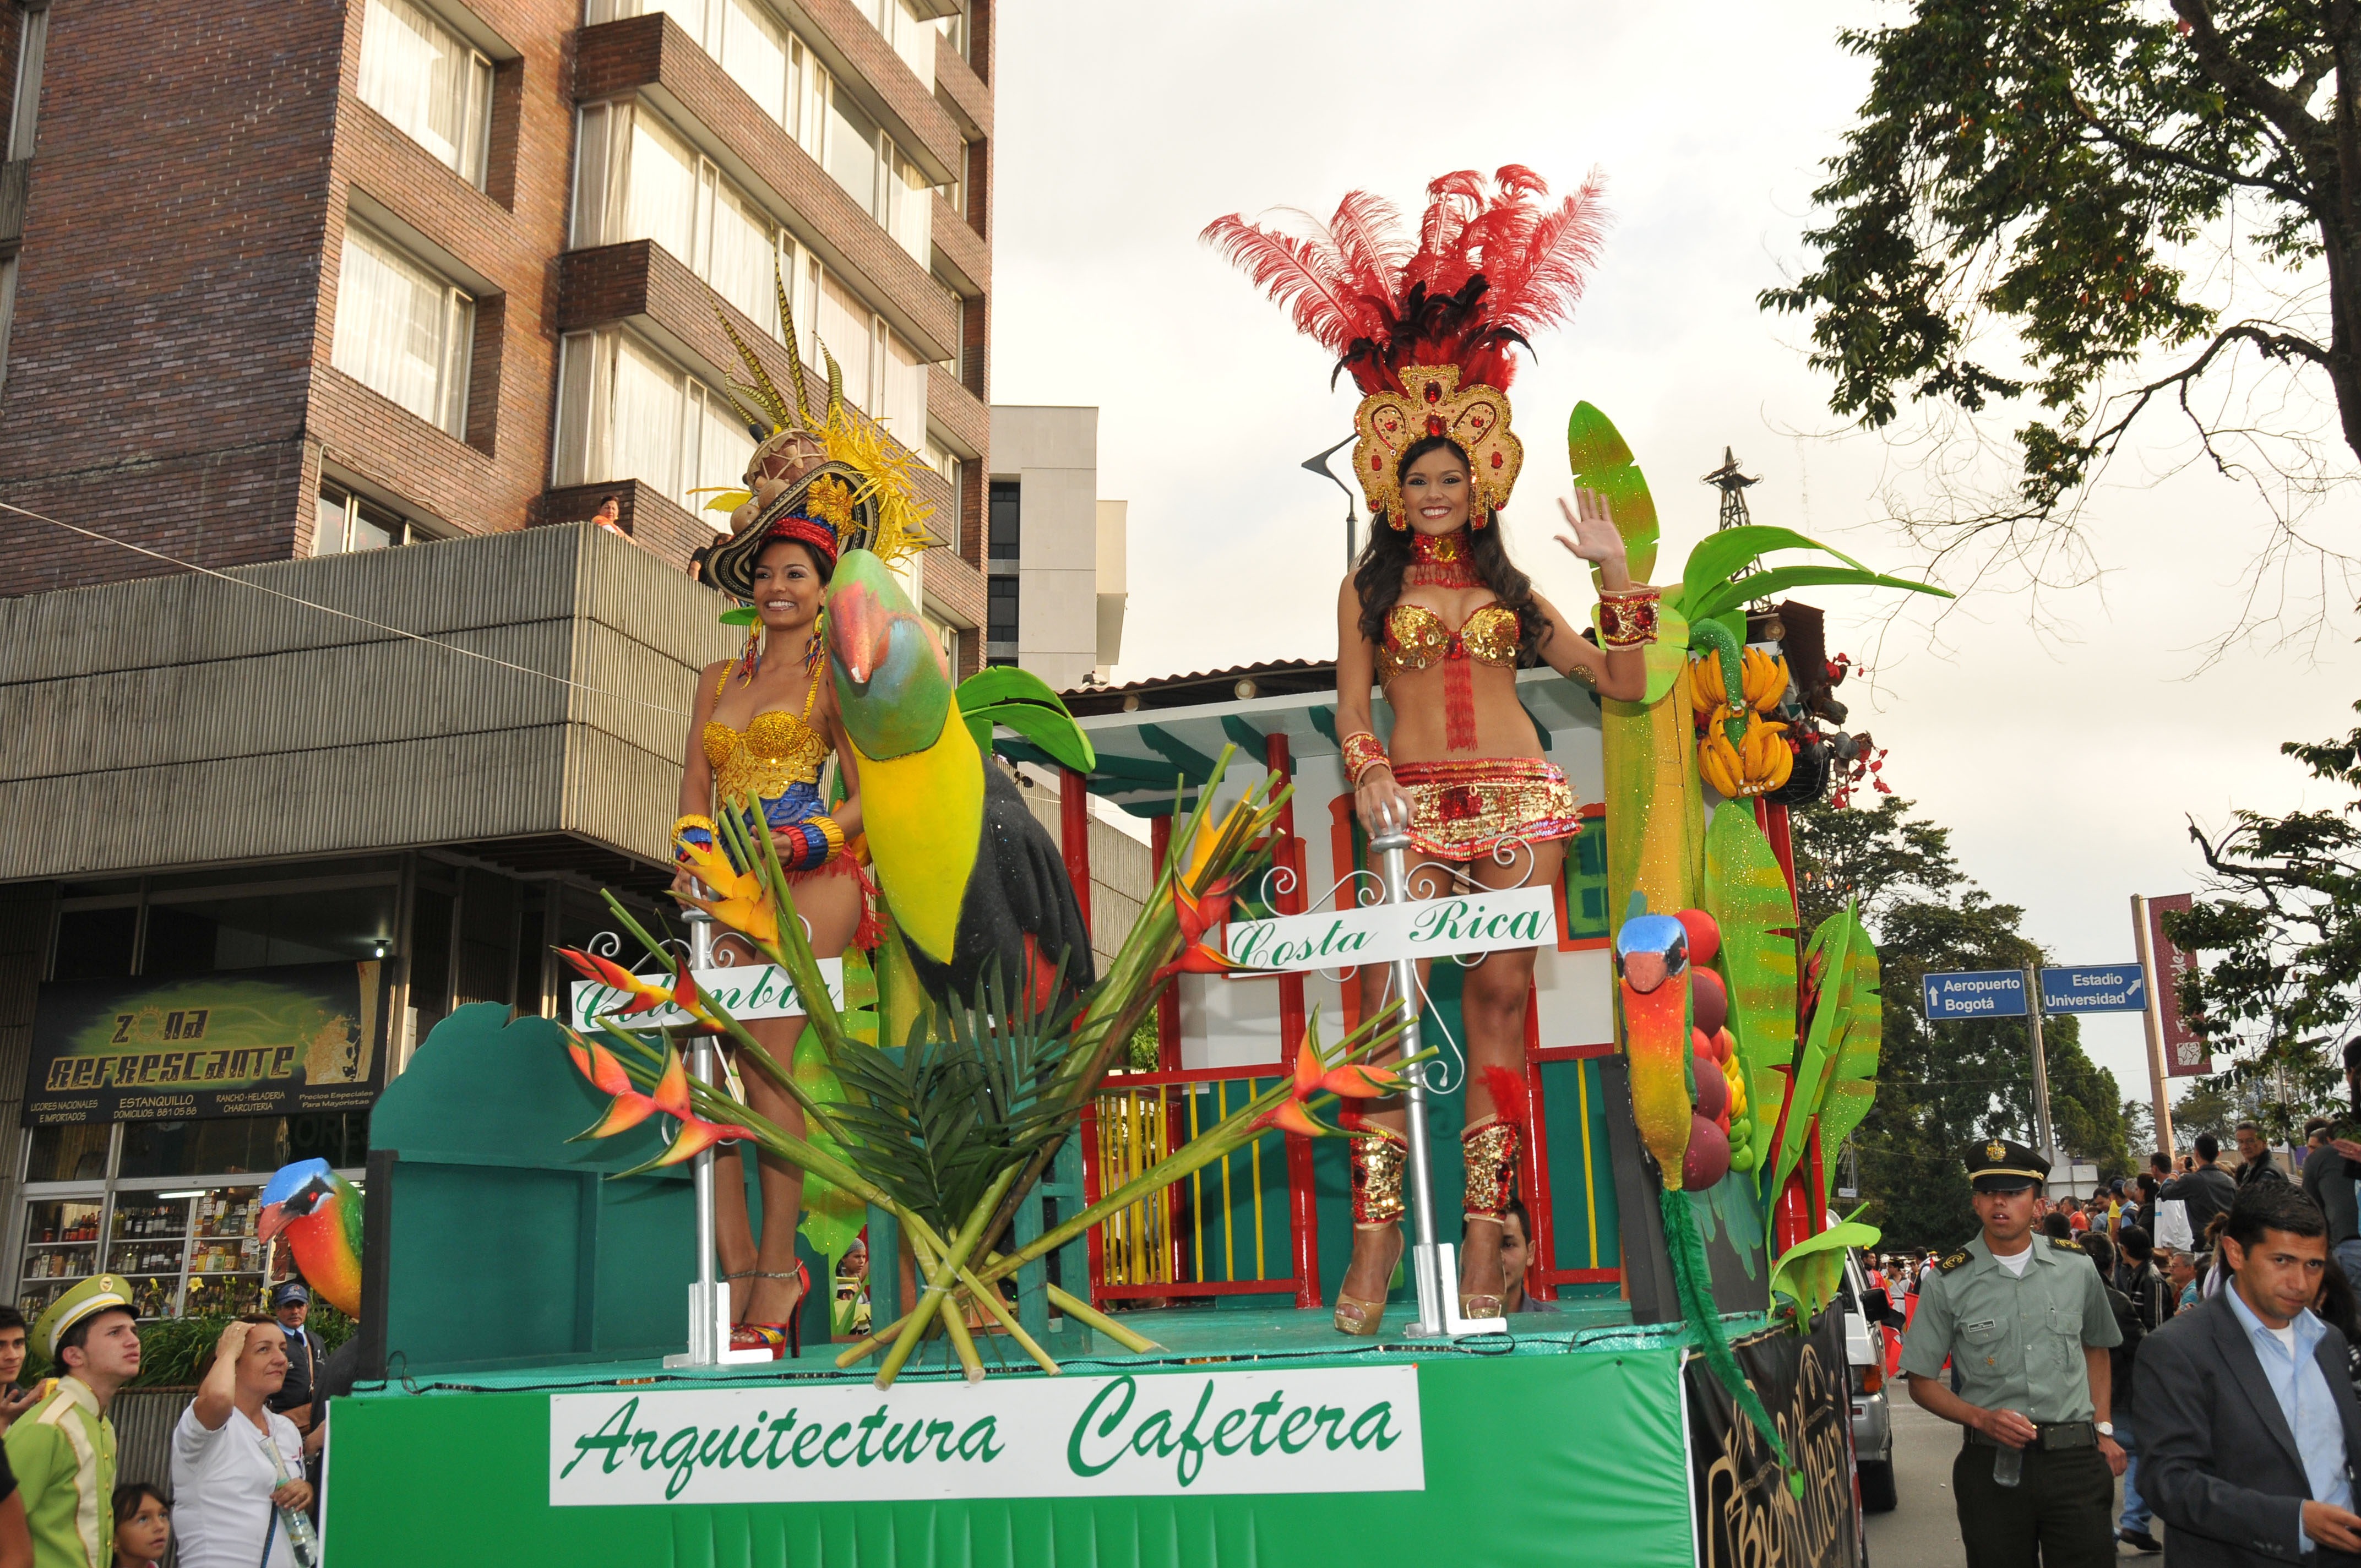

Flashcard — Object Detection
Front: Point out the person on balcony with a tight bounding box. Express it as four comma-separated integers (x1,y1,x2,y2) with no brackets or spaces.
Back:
1206,165,1651,1333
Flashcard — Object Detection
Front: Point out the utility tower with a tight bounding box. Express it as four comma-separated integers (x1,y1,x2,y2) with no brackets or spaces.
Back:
1701,446,1760,530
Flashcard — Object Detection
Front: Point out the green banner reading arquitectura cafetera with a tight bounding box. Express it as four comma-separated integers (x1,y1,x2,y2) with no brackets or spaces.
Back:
25,961,386,1126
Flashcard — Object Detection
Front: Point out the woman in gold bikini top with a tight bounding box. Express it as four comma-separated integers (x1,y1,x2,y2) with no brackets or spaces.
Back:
671,459,876,1363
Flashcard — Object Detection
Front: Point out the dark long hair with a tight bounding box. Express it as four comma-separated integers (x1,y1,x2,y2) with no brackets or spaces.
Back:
1352,435,1550,662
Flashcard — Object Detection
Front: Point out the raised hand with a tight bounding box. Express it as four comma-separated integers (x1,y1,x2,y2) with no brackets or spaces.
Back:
1554,488,1626,567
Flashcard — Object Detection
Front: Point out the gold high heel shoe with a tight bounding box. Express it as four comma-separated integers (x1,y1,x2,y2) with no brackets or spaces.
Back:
1459,1114,1519,1320
1335,1126,1408,1336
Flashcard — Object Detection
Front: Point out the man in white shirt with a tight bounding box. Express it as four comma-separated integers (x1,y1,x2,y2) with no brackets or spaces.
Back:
169,1317,309,1568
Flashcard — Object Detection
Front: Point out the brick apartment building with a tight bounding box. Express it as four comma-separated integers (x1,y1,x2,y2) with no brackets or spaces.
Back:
0,0,1002,1327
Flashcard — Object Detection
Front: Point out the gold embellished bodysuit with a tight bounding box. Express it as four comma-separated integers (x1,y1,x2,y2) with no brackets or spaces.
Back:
1375,600,1581,861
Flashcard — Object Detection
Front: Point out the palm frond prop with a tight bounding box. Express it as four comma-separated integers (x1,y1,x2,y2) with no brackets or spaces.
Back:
559,747,1413,1385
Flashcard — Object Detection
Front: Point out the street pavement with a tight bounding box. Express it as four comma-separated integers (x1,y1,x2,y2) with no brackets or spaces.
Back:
1866,1398,2155,1565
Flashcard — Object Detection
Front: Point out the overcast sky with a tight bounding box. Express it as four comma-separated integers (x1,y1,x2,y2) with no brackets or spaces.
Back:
986,0,2358,1121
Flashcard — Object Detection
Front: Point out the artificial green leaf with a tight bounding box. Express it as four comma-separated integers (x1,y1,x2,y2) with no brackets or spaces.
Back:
958,666,1069,711
1703,803,1799,1160
719,606,758,627
1691,565,1952,627
1769,904,1857,1205
1814,918,1884,1207
1675,526,1874,621
1566,401,1658,585
1768,1217,1883,1322
970,701,1097,774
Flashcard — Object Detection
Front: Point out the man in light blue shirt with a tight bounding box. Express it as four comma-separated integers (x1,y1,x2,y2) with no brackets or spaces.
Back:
2137,1183,2361,1566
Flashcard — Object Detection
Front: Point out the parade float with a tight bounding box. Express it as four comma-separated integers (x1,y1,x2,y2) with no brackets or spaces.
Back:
316,180,1943,1567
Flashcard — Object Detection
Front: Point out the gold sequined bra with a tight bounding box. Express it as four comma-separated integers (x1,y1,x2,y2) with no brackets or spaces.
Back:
701,671,830,805
1378,603,1520,683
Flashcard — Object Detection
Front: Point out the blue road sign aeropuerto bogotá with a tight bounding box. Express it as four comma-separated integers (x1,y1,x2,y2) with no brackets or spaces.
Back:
1923,969,2028,1019
2039,964,2147,1014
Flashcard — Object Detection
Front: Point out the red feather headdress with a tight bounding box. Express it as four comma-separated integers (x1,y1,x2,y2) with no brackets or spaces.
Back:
1204,166,1609,524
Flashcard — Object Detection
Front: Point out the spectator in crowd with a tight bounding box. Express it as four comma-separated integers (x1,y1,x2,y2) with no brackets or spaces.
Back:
2043,1210,2075,1242
8,1276,138,1568
2151,1150,2174,1181
170,1318,308,1568
266,1287,323,1436
108,1484,167,1568
0,1312,35,1433
2134,1172,2162,1237
591,494,627,538
2137,1184,2361,1565
1495,1199,1559,1315
2118,1227,2175,1328
2235,1122,2290,1189
2307,1041,2361,1296
2085,1234,2159,1554
2064,1196,2092,1234
2174,1251,2205,1313
2163,1135,2240,1244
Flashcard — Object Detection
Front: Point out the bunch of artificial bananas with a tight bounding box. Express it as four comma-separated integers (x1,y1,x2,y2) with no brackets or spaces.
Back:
1690,644,1797,799
1689,645,1791,717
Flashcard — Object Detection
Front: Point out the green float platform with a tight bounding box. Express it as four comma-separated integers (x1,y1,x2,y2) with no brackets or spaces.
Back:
322,1302,1713,1568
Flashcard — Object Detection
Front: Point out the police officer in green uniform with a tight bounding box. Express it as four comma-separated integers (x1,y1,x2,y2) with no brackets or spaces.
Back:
1900,1140,2127,1568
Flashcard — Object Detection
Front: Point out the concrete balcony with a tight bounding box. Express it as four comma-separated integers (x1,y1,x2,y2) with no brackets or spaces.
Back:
0,525,735,886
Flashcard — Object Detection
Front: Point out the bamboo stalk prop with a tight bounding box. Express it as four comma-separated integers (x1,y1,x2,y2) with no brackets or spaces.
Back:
559,747,1425,1386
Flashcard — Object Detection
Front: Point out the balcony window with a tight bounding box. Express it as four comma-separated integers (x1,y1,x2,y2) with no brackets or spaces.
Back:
330,225,474,437
591,0,826,160
314,483,421,556
357,0,494,189
826,91,880,221
552,329,755,522
879,327,926,447
817,273,871,407
987,577,1018,643
572,102,785,339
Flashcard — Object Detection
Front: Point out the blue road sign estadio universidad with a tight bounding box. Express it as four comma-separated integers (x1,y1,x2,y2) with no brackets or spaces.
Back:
2039,965,2147,1014
1922,969,2029,1020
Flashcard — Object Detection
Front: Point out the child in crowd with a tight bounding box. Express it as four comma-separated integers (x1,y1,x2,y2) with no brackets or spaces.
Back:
111,1483,170,1568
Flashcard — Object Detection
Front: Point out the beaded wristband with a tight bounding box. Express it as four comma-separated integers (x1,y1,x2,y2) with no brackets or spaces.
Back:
1597,586,1662,650
672,813,718,864
1341,730,1390,784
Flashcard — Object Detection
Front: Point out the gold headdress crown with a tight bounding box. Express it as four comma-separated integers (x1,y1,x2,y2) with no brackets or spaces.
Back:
1353,366,1521,527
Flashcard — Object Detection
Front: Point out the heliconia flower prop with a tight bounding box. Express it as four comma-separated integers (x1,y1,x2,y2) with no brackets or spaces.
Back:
1151,798,1256,983
672,830,781,949
669,958,724,1034
1250,1025,1408,1136
564,1028,757,1172
556,949,673,1018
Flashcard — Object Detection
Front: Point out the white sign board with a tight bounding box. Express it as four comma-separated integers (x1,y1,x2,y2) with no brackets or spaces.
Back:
565,961,845,1032
550,1365,1423,1504
1218,887,1558,974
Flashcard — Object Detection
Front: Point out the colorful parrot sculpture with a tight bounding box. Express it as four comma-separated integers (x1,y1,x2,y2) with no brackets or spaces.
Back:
824,549,1094,1010
256,1158,363,1319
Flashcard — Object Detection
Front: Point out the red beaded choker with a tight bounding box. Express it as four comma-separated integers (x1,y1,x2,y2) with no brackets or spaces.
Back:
1404,528,1480,588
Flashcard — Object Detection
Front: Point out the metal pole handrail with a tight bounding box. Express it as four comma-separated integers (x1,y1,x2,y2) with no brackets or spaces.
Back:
1368,822,1506,1338
665,894,771,1368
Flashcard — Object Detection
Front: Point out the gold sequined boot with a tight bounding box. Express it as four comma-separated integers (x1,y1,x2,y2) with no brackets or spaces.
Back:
1335,1125,1408,1336
1459,1115,1519,1318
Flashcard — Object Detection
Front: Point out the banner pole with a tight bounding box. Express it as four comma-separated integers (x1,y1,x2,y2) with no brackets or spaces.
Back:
2023,966,2057,1164
665,897,769,1368
2130,895,2176,1161
1371,824,1504,1338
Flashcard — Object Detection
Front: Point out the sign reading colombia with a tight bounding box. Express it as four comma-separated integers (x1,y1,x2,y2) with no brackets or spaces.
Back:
549,1366,1422,1504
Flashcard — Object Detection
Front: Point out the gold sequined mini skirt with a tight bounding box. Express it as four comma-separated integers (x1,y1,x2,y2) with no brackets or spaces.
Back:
1389,756,1582,862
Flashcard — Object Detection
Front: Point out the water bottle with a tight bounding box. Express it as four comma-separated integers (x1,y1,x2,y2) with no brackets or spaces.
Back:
1993,1440,2022,1488
254,1429,320,1568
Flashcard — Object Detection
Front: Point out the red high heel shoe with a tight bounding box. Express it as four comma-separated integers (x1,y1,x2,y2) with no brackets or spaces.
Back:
728,1261,810,1360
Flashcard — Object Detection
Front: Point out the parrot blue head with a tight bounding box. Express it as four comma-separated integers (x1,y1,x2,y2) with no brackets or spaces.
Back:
257,1158,336,1242
826,548,953,759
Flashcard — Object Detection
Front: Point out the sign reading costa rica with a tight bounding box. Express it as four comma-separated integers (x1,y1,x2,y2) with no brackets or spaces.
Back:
548,1366,1423,1505
1218,887,1558,975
